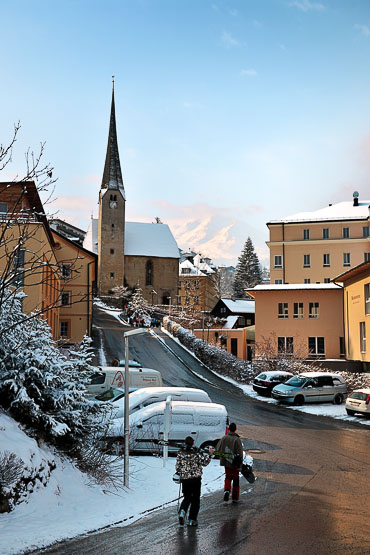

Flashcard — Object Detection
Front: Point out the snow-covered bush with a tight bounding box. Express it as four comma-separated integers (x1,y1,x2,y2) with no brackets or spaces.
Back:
0,288,107,458
164,317,254,383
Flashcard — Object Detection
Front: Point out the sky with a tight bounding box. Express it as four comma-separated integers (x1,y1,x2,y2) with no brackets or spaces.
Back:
2,0,370,267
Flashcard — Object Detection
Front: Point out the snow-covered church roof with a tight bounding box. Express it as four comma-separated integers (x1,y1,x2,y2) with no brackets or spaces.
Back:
268,200,370,224
83,219,179,259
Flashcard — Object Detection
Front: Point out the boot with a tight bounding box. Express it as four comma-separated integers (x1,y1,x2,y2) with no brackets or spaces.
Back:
224,490,230,502
178,509,185,525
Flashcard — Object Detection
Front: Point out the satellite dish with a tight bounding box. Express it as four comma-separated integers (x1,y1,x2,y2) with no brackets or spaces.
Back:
353,191,359,198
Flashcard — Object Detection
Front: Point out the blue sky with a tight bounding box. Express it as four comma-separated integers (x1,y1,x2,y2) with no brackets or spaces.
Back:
2,0,370,266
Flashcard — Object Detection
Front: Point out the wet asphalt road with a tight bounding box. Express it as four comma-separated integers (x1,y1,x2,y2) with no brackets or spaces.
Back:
36,308,370,554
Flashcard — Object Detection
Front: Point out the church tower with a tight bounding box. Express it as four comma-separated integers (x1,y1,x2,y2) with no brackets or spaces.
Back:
98,80,126,295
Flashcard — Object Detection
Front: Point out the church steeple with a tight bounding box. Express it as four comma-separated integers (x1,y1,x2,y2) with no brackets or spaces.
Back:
101,78,125,197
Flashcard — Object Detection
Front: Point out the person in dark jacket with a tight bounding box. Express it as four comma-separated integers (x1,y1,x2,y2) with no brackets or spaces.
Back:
175,436,213,526
216,422,244,502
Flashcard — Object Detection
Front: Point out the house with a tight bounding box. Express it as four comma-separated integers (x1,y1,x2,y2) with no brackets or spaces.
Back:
211,298,255,329
334,261,370,370
267,192,370,285
247,283,344,360
177,253,218,312
83,83,179,304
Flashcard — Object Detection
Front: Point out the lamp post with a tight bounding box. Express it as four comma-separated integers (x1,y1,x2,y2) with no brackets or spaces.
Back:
167,296,172,317
151,289,157,305
123,327,148,487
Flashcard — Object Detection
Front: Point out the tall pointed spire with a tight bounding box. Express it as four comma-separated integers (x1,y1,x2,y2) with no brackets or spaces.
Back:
101,77,125,196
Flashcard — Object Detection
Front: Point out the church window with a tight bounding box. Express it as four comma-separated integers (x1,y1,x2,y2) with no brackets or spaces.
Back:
146,260,153,286
111,224,115,229
110,249,114,254
110,272,115,279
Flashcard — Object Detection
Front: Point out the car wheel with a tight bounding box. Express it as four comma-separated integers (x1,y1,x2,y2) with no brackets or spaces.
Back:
293,395,304,406
200,441,216,452
346,409,355,416
333,394,344,405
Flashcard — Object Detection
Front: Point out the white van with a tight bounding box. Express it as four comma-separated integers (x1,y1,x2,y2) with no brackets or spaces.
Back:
110,387,212,418
87,367,163,396
108,400,228,452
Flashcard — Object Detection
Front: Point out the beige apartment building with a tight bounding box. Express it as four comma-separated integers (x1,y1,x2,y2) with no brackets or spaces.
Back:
248,283,344,359
334,261,370,369
267,194,370,285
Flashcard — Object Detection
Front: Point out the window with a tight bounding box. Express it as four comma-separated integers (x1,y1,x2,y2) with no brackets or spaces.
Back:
363,226,369,238
110,248,114,254
194,280,200,290
309,302,320,318
278,336,293,355
340,337,345,358
181,268,191,275
365,253,370,263
0,203,8,213
185,296,190,305
303,254,310,267
293,302,304,319
274,279,283,284
342,227,349,239
194,295,200,305
177,280,182,290
60,321,69,338
220,307,227,314
360,322,366,353
176,295,181,304
61,263,72,279
308,337,325,357
343,253,350,267
322,228,329,239
323,254,330,267
274,255,283,268
60,292,71,307
303,229,310,240
145,260,153,286
110,272,114,279
304,278,311,284
365,284,370,315
12,248,25,287
324,278,330,283
278,302,289,319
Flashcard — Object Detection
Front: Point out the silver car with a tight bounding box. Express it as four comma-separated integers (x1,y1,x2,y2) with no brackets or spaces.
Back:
271,372,347,406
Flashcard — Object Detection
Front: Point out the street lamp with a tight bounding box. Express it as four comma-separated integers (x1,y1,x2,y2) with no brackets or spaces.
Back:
167,296,172,317
123,327,148,487
151,289,157,305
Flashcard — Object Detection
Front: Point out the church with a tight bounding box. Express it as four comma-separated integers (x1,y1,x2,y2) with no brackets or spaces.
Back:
84,84,179,305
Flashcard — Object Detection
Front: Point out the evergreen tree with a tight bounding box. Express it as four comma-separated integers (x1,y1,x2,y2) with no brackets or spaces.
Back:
233,237,262,297
127,286,149,316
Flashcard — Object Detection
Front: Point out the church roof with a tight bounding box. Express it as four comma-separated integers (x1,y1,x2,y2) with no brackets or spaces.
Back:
83,219,179,259
101,84,125,197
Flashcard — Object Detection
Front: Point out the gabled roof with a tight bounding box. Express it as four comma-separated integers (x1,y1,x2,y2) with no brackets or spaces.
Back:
333,261,370,283
220,298,255,314
179,259,206,276
52,229,97,260
268,200,370,225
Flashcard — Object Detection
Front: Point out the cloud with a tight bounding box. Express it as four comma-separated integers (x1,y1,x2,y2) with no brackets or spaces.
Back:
48,195,96,229
289,0,325,12
221,31,239,47
354,24,370,37
240,69,257,77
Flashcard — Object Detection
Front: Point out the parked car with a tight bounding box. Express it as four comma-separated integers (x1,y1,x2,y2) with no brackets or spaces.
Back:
118,359,142,368
111,386,212,418
108,400,228,453
94,387,138,403
271,372,347,405
87,367,163,396
253,371,293,397
345,389,370,417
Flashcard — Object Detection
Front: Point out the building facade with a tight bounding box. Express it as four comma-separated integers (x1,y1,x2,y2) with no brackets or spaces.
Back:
177,253,218,312
267,193,370,285
248,283,344,359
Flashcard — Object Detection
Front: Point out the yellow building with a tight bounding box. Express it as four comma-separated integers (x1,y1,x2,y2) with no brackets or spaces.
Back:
334,261,370,370
247,283,344,359
178,254,218,312
267,193,370,284
52,230,97,343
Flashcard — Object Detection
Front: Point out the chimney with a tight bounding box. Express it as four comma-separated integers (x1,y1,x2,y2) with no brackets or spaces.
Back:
353,191,359,207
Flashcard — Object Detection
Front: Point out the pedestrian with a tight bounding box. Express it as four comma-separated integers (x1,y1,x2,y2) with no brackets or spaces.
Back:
216,422,244,502
175,436,214,527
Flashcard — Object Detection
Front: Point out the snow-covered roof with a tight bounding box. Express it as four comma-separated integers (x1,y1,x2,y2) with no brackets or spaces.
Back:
223,315,239,329
249,283,343,291
198,262,215,274
179,259,205,276
268,200,370,224
221,298,255,314
83,219,179,259
125,222,179,258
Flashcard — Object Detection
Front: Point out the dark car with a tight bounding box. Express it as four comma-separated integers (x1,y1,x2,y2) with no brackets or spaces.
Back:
253,371,294,397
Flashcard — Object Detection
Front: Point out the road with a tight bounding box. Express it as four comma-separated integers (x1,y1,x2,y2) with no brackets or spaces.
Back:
40,308,370,554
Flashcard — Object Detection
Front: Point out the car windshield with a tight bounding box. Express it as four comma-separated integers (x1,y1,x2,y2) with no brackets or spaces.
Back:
256,374,266,380
95,388,124,401
285,376,307,387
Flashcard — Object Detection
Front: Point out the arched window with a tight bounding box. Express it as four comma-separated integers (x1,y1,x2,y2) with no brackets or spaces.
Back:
146,260,153,286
